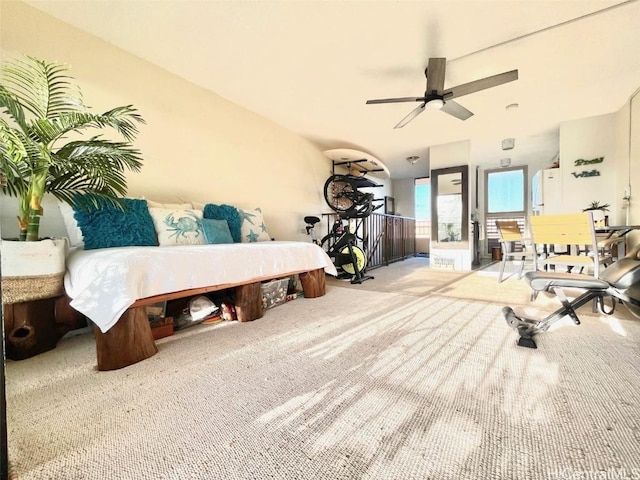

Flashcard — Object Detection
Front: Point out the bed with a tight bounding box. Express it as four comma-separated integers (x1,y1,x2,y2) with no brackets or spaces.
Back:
64,241,337,370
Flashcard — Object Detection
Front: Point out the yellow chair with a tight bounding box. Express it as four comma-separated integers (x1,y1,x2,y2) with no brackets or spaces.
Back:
495,220,535,282
529,212,609,278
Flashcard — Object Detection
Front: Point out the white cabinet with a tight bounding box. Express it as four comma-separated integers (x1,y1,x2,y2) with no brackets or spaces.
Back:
532,168,562,215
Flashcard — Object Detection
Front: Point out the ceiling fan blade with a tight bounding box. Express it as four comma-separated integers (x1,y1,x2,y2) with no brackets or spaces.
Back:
426,57,446,94
366,96,426,104
444,69,518,100
394,103,426,129
441,100,474,121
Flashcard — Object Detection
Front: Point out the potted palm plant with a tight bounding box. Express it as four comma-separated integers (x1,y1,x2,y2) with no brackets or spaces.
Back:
583,200,610,213
0,55,145,304
583,200,610,227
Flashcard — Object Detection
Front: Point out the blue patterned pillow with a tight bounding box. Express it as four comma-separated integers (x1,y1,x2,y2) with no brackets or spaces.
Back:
202,204,241,243
202,218,234,244
148,208,205,246
239,207,272,242
73,197,159,250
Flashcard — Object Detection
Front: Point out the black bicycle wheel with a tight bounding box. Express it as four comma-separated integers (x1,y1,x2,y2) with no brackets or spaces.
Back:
324,175,357,213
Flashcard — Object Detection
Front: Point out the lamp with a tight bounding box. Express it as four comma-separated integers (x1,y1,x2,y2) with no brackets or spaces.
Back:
406,156,419,165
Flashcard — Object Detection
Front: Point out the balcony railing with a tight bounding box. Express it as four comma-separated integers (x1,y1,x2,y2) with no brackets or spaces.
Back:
322,213,416,270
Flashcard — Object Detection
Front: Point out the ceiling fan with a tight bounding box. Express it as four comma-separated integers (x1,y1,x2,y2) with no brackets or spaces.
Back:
366,57,518,128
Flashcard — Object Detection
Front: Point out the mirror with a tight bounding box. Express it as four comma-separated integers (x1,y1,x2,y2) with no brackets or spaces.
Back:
431,165,469,245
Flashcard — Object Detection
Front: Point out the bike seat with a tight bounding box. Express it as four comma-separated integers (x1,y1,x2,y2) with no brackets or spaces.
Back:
304,216,320,225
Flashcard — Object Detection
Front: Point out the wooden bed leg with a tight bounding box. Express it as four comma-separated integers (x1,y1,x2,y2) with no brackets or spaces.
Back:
94,306,158,371
299,268,326,298
235,282,264,322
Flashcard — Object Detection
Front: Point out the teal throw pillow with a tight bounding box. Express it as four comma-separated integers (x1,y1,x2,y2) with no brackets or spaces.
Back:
202,204,242,243
73,197,159,250
202,218,234,244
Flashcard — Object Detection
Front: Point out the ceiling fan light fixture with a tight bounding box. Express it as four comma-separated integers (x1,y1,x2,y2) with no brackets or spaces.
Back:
425,98,444,111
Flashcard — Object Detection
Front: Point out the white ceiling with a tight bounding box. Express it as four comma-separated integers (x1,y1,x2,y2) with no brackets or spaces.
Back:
24,0,640,179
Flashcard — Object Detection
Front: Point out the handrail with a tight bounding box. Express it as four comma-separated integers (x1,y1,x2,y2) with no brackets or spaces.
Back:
322,212,416,269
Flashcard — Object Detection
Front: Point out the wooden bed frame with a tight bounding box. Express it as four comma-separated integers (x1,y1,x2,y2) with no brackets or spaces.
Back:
94,267,326,371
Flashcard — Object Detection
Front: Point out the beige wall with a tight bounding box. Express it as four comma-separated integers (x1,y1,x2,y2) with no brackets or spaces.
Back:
391,178,414,219
627,89,640,246
0,1,339,242
559,113,619,222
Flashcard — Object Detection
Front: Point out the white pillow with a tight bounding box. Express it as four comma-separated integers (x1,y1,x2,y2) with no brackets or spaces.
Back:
57,200,84,247
239,207,271,242
148,208,206,246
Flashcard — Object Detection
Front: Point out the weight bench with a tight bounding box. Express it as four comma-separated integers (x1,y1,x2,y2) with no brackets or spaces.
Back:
503,245,640,349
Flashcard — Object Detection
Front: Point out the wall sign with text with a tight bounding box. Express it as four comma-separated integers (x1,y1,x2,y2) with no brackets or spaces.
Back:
571,156,603,178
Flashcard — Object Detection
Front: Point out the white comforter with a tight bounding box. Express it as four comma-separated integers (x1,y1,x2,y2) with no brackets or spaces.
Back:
64,241,337,333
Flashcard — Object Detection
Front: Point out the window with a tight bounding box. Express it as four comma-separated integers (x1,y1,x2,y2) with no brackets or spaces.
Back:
415,177,431,238
484,166,528,252
486,168,525,213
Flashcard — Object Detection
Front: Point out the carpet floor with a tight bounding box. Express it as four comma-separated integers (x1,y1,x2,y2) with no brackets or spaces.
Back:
6,260,640,479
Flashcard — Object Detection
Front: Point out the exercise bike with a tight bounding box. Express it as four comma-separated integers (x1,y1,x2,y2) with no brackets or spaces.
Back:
304,215,372,284
503,244,640,348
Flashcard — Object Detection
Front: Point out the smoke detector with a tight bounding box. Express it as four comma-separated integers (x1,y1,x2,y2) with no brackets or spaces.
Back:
502,138,515,150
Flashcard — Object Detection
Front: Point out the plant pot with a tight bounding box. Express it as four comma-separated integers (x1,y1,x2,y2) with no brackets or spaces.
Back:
1,237,68,304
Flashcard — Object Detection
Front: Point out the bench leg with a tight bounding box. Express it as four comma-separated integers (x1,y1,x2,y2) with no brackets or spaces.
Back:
299,268,326,298
94,306,158,371
235,282,264,322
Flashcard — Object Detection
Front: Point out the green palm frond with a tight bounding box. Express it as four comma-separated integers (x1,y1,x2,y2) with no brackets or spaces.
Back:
0,121,30,195
47,170,126,206
30,107,144,145
2,56,82,119
96,106,146,141
0,85,28,130
54,138,143,172
0,119,27,160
